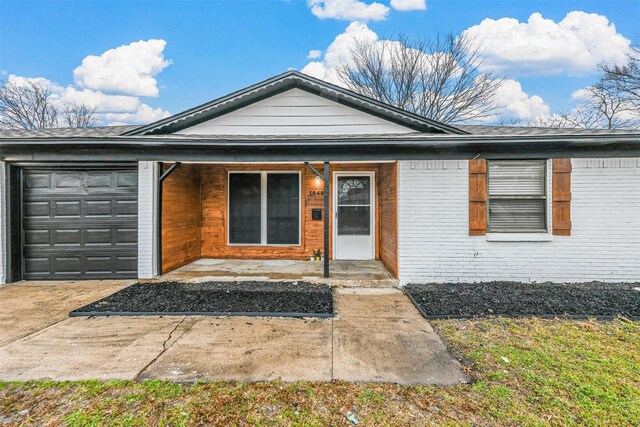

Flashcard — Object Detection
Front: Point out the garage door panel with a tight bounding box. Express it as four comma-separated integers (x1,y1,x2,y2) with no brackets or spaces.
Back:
53,201,82,217
54,228,82,245
116,171,138,188
24,173,52,190
55,173,84,190
86,200,113,217
23,257,51,275
23,201,51,218
115,228,137,244
115,199,138,216
85,228,113,245
22,167,138,280
24,229,51,246
86,172,114,189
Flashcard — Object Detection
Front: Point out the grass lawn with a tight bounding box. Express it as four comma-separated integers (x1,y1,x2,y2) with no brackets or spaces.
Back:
1,318,638,426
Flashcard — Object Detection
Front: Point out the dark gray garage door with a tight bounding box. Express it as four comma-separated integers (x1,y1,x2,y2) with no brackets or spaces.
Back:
22,167,138,280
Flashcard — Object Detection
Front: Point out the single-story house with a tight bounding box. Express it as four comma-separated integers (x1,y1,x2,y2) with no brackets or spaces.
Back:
1,70,639,285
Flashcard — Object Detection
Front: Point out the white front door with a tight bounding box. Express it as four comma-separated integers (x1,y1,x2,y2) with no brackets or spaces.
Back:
334,173,375,260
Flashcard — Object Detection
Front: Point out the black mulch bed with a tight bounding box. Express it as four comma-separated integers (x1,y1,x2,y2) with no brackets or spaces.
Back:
404,282,640,320
70,281,333,318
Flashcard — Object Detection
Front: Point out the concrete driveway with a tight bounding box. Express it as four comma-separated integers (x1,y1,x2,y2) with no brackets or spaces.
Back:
0,282,467,385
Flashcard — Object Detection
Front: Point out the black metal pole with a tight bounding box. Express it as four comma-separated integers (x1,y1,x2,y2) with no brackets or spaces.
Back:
323,161,330,278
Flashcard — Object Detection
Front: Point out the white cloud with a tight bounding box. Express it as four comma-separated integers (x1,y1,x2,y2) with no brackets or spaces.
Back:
491,79,550,122
7,75,63,92
5,39,172,126
99,103,171,125
302,21,378,85
463,11,631,76
73,39,171,97
301,25,550,124
59,87,141,113
307,49,323,59
390,0,426,11
307,0,389,21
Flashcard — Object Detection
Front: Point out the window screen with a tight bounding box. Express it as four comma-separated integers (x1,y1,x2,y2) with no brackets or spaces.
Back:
229,173,261,244
267,173,300,244
488,160,547,232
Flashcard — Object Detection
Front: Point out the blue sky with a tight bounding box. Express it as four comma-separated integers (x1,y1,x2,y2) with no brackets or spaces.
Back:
1,0,638,125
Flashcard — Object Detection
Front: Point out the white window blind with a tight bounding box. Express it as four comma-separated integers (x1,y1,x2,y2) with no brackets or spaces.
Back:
488,160,546,232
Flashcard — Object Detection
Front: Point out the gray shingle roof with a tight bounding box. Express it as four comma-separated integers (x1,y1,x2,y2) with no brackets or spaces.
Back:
0,124,638,140
455,124,640,136
0,125,139,138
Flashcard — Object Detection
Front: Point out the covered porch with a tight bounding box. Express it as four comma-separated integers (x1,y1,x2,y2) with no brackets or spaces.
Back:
157,258,396,285
158,161,399,281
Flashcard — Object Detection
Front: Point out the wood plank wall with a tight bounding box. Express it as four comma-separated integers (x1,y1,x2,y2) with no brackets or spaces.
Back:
161,163,202,273
378,162,399,278
198,163,396,264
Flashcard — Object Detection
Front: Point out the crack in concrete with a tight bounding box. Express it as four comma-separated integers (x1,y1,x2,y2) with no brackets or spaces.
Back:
134,316,191,381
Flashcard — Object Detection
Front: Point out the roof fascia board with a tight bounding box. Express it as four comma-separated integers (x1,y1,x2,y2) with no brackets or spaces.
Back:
2,135,640,163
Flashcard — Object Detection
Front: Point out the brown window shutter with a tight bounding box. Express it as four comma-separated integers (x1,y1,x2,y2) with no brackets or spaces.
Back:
469,160,487,236
552,159,572,236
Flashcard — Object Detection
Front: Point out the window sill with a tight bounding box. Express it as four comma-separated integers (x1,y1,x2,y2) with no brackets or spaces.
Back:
486,233,552,242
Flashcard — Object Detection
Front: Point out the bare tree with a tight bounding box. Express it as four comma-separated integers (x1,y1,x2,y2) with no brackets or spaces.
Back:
599,46,640,107
527,83,639,129
337,33,503,124
63,103,97,128
0,79,96,129
0,79,59,129
577,83,639,129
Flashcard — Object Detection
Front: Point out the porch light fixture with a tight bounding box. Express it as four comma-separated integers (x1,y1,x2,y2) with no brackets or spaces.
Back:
315,175,322,184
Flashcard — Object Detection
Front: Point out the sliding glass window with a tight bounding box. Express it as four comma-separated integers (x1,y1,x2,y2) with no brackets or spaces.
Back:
228,172,300,245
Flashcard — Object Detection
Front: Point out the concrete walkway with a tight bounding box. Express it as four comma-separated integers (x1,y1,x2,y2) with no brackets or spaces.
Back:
0,281,467,385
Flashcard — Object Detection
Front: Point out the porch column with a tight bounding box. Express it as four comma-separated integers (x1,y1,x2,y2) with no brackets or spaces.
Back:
137,161,159,279
324,162,329,278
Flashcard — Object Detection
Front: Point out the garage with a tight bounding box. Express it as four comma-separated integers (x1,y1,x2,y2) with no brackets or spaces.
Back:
20,166,138,280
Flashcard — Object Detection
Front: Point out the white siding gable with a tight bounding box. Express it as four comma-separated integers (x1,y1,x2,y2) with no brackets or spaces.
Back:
176,88,416,135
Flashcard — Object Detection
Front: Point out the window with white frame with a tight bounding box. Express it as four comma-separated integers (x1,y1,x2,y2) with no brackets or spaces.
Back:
228,172,300,245
487,160,547,233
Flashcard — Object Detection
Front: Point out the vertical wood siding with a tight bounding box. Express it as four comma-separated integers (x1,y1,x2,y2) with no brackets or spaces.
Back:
161,163,202,273
378,162,399,278
193,163,389,262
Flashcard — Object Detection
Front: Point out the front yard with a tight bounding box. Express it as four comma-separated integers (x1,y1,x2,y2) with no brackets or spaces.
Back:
1,317,638,426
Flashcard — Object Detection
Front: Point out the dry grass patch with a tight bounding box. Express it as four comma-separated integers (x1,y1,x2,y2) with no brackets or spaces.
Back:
1,318,638,426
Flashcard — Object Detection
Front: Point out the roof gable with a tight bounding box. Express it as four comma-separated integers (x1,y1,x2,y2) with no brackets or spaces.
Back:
125,70,466,136
177,88,417,136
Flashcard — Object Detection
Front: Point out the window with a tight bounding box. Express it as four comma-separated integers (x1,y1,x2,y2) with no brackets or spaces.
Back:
487,160,547,233
228,172,300,245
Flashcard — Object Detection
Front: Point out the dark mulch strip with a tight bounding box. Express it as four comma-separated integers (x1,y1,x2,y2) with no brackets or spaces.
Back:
404,282,640,319
70,281,333,318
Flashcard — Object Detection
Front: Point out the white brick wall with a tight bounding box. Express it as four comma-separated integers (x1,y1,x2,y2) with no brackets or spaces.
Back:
0,161,6,285
398,158,640,284
138,161,158,279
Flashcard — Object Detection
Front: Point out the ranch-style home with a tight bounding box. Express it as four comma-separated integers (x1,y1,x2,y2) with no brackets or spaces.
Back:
1,70,639,286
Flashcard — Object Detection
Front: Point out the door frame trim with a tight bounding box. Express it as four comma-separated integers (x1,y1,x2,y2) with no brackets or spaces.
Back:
332,171,376,260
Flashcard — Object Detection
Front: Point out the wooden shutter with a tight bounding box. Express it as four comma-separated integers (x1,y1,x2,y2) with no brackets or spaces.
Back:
552,159,572,236
469,159,487,235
